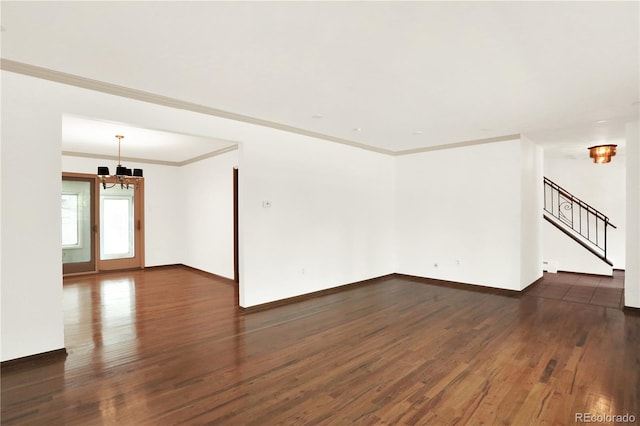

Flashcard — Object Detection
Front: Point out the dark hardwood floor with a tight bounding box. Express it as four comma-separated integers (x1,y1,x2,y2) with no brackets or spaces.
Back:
1,267,638,425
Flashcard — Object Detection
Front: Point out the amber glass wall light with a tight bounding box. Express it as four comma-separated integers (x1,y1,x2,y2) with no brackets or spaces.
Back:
588,144,617,164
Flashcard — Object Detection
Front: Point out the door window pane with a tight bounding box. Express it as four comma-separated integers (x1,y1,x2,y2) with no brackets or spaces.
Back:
62,194,79,246
100,186,135,260
103,199,131,256
62,180,92,265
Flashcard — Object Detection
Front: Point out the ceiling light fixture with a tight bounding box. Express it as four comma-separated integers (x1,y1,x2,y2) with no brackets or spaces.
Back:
588,144,617,164
97,135,143,189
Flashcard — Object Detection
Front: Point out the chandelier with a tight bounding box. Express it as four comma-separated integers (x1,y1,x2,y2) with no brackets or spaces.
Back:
97,135,143,189
588,144,617,164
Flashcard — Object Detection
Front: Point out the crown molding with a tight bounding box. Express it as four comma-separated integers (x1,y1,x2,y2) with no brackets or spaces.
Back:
2,58,521,157
62,151,182,166
62,145,238,167
177,145,239,166
393,134,521,156
1,59,393,155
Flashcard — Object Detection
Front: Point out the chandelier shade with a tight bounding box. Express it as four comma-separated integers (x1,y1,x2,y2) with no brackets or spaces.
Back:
588,144,617,164
97,135,144,189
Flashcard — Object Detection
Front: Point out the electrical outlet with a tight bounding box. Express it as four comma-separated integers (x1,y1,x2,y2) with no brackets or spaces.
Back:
434,263,438,268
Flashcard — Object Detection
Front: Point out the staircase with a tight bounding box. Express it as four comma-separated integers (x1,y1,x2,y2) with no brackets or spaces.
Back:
543,177,616,266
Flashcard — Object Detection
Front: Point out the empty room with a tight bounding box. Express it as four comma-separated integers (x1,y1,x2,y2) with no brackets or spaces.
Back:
1,1,639,424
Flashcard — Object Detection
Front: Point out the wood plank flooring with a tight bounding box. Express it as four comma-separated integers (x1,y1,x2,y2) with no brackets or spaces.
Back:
1,266,638,425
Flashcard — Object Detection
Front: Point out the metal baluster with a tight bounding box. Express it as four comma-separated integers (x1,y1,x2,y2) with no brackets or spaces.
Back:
604,220,608,259
586,209,589,241
579,202,582,237
543,177,614,263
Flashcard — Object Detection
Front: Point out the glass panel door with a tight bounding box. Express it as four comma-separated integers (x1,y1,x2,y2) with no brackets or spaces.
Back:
62,176,96,274
98,180,144,271
100,189,135,260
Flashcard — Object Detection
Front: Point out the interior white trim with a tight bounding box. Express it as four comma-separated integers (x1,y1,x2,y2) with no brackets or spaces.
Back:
62,145,238,167
393,134,521,155
62,151,179,167
1,59,393,155
177,145,239,166
63,112,240,148
2,59,520,156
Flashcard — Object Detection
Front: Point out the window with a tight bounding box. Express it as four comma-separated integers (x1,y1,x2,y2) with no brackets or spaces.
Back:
61,193,80,247
102,197,133,257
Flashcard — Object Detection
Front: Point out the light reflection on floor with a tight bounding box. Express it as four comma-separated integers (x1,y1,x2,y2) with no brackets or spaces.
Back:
63,275,138,365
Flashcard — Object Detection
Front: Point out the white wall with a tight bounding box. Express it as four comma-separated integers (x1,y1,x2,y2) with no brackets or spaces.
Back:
543,153,626,273
180,150,238,279
61,156,183,267
1,74,65,361
239,134,395,307
0,64,628,362
63,150,239,274
1,71,242,361
0,76,3,358
395,139,542,291
1,70,397,359
520,140,544,287
626,121,640,308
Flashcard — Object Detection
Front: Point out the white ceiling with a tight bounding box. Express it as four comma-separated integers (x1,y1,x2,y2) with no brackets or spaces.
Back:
525,118,629,160
1,1,638,158
61,115,236,164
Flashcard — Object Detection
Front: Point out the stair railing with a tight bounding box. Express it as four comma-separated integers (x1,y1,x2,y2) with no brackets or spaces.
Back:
543,177,616,260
